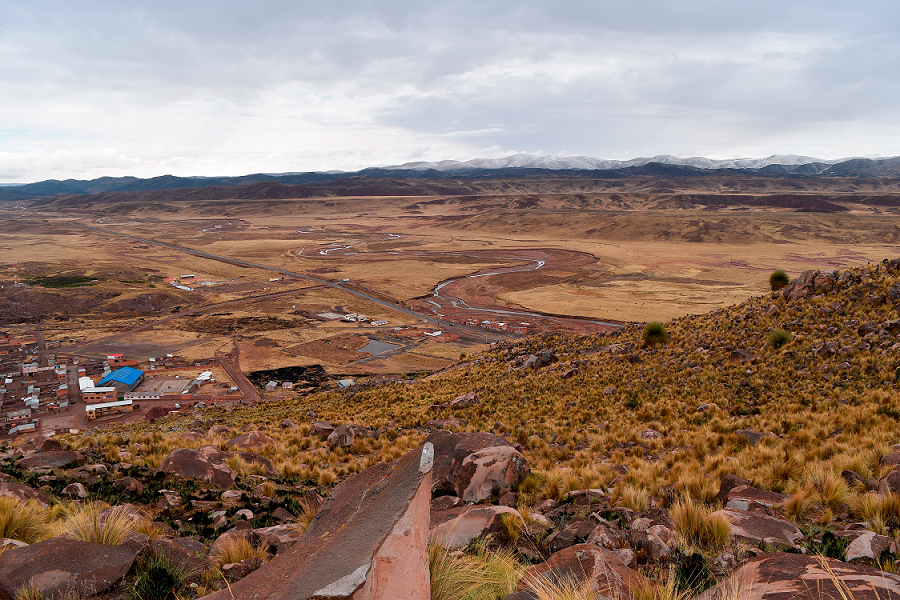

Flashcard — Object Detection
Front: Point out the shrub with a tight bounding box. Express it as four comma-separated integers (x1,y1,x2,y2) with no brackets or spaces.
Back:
643,322,669,347
126,550,189,600
54,504,137,546
500,512,522,544
212,535,268,569
429,540,522,600
769,270,790,291
768,329,791,349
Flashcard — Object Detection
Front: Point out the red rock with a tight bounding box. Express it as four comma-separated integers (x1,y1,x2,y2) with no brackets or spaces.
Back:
425,418,464,430
0,537,143,600
208,424,232,436
157,446,236,488
454,445,530,503
227,431,277,451
695,552,900,600
431,505,523,549
17,436,64,455
198,443,433,600
425,429,517,494
725,485,790,511
516,544,647,600
714,508,802,547
15,451,85,471
326,423,374,449
0,482,51,506
430,391,479,411
845,530,894,564
114,476,144,493
309,421,334,438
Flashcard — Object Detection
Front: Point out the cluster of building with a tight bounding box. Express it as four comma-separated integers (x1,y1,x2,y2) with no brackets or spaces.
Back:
392,326,460,342
445,316,530,334
0,334,69,435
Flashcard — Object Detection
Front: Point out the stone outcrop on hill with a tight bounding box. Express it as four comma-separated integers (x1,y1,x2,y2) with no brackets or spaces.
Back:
425,429,519,494
199,442,433,600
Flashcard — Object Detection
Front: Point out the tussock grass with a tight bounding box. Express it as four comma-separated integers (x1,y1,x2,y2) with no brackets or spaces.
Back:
13,581,43,600
0,497,50,544
669,496,731,553
429,540,523,600
53,503,137,546
212,536,269,568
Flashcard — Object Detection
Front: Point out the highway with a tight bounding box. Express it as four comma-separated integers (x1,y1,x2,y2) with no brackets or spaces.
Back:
72,221,509,342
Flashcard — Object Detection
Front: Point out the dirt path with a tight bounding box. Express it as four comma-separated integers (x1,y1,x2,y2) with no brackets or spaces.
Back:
216,345,259,402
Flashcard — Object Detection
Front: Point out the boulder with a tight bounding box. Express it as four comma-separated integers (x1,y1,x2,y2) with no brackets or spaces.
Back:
639,429,664,441
61,482,88,499
545,521,597,553
227,451,278,477
881,453,900,469
281,419,297,430
514,544,647,600
431,505,523,549
735,429,775,447
714,508,802,547
425,418,464,430
0,537,143,600
717,474,751,503
431,496,464,512
782,270,819,301
227,431,277,451
455,445,530,503
208,424,232,436
114,476,144,493
15,451,85,471
425,429,517,494
255,524,308,554
879,469,900,495
694,552,900,600
158,490,183,509
198,443,433,600
157,446,236,488
0,482,52,506
725,485,790,511
845,530,894,564
627,529,671,562
17,436,64,455
430,391,479,411
326,423,373,449
309,421,335,438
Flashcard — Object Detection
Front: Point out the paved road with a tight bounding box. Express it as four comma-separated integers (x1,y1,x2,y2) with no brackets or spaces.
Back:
72,221,511,342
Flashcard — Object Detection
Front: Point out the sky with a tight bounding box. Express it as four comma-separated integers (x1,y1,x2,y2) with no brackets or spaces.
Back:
1,0,899,183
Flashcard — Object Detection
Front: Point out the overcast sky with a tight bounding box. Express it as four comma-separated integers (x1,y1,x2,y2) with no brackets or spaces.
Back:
1,0,898,182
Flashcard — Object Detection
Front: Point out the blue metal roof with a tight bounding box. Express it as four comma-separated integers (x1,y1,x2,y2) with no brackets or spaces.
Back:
98,366,144,386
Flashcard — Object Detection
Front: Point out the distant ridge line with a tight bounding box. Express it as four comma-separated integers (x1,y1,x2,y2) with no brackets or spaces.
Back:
4,153,900,200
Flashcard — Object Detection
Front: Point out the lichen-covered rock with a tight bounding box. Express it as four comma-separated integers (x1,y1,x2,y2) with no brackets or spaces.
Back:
454,445,530,503
157,446,236,488
16,451,85,471
714,508,802,547
227,431,277,451
431,505,523,549
425,429,518,494
0,482,52,506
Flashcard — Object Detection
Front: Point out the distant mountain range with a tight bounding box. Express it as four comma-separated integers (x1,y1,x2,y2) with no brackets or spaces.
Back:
3,153,900,201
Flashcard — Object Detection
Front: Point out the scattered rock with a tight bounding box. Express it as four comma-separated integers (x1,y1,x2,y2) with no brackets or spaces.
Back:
430,391,479,411
735,429,775,447
425,429,517,494
425,418,464,430
725,485,790,511
114,476,145,494
545,521,597,553
158,490,183,509
208,424,232,436
61,482,88,499
309,421,335,438
845,530,894,565
281,419,298,430
431,496,464,512
326,423,374,449
0,482,52,506
640,429,664,441
717,474,752,503
227,451,278,477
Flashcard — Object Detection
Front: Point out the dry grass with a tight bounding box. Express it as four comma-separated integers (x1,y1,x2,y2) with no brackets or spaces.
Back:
0,497,50,544
212,536,269,569
669,496,731,553
429,540,523,600
52,503,138,546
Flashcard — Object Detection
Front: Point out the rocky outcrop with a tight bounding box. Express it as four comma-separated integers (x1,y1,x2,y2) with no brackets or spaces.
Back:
430,391,478,411
0,537,143,600
695,552,900,600
724,485,789,512
326,423,374,449
454,445,530,503
845,530,894,565
198,442,433,600
157,445,237,488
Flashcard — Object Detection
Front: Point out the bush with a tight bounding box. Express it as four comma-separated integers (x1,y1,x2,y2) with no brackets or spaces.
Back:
669,496,731,553
0,497,49,544
127,551,188,600
768,329,791,349
642,322,669,347
769,270,790,291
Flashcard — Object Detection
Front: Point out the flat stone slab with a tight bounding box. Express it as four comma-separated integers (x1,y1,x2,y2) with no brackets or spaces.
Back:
0,482,51,506
0,536,143,600
714,508,802,547
695,552,900,600
15,451,84,470
431,505,523,549
198,442,433,600
725,484,790,509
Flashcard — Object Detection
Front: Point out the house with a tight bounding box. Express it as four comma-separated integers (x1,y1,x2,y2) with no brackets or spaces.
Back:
265,381,278,392
337,379,354,388
82,387,116,404
85,399,133,420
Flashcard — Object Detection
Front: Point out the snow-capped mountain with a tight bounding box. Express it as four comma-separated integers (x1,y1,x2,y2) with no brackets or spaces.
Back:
387,153,840,172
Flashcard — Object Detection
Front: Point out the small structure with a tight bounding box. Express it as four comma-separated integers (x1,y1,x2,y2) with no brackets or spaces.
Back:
82,387,116,404
265,381,278,392
337,379,354,388
85,399,133,420
97,367,144,393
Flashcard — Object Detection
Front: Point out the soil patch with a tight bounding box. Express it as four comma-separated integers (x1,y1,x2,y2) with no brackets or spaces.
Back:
247,364,331,388
176,315,311,334
284,334,369,363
